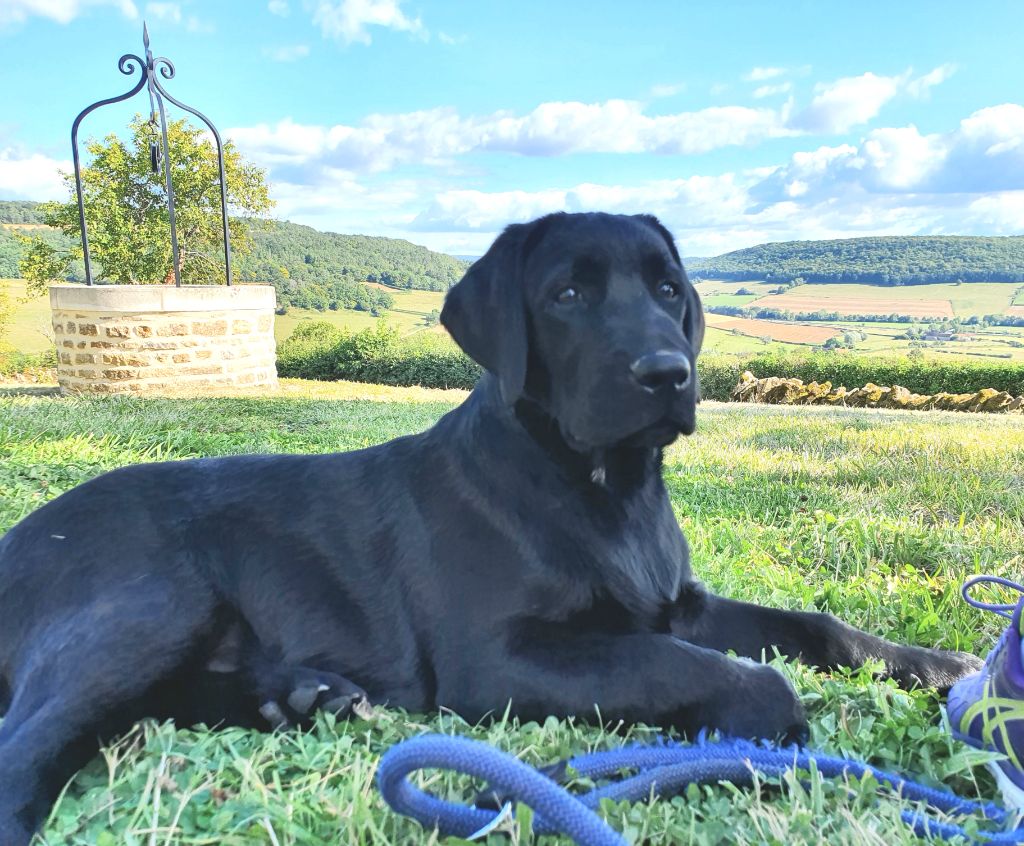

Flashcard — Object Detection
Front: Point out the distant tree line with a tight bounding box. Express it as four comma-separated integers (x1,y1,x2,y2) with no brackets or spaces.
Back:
0,201,45,224
708,304,1024,327
687,235,1024,285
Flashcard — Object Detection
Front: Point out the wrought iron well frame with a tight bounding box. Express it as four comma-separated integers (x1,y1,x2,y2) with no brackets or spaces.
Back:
70,23,233,287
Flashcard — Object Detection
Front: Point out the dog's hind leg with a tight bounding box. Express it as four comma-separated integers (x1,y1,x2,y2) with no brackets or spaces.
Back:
0,583,218,846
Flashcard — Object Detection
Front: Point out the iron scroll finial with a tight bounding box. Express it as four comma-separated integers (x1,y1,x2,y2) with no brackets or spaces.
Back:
70,24,233,287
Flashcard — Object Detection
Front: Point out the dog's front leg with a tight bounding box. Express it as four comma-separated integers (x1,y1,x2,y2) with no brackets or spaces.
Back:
441,626,807,742
670,584,981,692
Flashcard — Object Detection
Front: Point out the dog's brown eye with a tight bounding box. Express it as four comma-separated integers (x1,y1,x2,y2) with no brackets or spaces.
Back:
658,281,680,299
556,287,580,304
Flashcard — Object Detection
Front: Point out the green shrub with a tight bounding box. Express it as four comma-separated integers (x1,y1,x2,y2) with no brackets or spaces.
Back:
277,322,481,389
0,347,57,376
275,321,348,381
278,324,1024,400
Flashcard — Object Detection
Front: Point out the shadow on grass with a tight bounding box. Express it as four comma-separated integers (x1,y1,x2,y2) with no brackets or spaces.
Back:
0,385,61,397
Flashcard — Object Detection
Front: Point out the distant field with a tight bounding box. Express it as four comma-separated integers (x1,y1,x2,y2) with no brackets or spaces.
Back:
749,281,1021,318
0,279,446,352
275,287,444,342
705,313,838,345
751,291,955,319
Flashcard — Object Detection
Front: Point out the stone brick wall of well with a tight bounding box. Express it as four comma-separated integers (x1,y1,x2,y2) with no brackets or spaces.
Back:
49,285,278,394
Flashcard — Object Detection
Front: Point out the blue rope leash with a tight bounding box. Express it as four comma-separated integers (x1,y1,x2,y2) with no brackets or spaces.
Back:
377,734,1024,844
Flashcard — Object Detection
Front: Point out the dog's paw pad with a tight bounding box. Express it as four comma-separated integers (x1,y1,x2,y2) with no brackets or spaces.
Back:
323,691,373,719
259,700,291,729
260,668,369,726
286,682,330,715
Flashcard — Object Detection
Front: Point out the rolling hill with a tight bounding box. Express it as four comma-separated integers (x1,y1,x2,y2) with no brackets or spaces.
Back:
0,201,468,313
686,235,1024,285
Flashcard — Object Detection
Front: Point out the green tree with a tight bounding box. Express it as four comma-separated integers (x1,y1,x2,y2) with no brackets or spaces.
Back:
0,286,10,350
20,115,273,294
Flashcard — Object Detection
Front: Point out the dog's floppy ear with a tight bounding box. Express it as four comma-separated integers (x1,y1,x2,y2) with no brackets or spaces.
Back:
441,221,538,404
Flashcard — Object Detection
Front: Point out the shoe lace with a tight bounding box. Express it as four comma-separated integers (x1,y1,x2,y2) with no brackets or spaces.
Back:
962,575,1024,621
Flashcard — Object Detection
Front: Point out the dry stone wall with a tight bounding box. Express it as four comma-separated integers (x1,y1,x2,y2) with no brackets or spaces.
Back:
50,284,277,394
732,371,1024,414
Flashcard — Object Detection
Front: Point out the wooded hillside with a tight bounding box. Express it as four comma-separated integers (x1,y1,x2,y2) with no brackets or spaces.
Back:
686,236,1024,284
0,201,468,313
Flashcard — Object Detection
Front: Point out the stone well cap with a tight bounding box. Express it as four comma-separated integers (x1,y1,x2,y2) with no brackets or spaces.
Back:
49,284,276,313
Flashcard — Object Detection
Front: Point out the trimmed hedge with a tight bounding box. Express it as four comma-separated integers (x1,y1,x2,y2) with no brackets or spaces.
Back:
277,322,1024,401
277,321,481,390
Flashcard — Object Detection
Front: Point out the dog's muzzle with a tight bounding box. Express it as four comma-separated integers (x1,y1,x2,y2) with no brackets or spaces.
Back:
630,350,692,393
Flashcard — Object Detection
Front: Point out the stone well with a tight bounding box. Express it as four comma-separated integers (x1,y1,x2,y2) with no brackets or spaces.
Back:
49,284,278,394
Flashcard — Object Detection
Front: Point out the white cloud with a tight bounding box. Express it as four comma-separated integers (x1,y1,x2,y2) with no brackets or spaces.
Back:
0,0,137,25
228,99,794,176
267,0,288,15
393,165,1024,257
745,66,787,82
0,149,70,201
860,126,946,189
963,192,1024,233
791,71,908,133
145,1,179,23
790,66,956,134
262,43,310,62
906,63,957,98
755,103,1024,204
752,82,792,99
311,0,425,45
142,1,212,32
650,82,686,98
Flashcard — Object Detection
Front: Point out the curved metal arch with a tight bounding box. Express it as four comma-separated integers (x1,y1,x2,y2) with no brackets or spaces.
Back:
69,27,233,286
150,61,233,285
70,54,147,285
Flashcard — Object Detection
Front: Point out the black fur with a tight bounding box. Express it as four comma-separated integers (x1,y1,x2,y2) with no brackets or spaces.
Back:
0,213,980,844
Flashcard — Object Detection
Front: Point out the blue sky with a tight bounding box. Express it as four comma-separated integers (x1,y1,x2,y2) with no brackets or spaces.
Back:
1,0,1022,257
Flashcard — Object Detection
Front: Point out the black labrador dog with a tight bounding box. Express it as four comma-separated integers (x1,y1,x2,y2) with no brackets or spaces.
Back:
0,212,979,844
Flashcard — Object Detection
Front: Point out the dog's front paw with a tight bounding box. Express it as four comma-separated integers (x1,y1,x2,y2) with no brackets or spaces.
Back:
258,667,371,729
701,662,808,744
888,646,983,694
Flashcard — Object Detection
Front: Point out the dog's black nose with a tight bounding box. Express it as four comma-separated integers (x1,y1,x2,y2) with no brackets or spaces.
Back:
630,351,691,391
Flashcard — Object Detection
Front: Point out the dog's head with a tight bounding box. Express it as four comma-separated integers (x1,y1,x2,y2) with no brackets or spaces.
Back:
441,212,704,451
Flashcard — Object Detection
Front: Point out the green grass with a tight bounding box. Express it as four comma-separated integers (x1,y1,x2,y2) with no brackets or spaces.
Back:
1,279,54,353
274,289,445,343
1,378,1022,844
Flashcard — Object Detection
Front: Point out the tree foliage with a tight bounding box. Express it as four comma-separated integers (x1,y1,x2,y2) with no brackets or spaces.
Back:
236,220,468,311
18,115,273,294
0,201,45,224
687,236,1024,285
237,220,467,293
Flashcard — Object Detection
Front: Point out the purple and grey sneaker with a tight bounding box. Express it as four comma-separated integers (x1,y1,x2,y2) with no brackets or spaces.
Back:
947,575,1024,810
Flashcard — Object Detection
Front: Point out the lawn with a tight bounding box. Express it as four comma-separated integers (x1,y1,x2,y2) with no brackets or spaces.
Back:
1,378,1022,844
0,279,54,353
